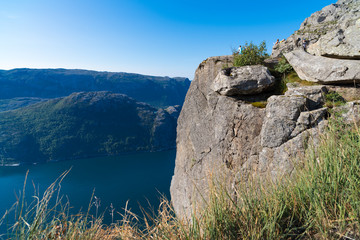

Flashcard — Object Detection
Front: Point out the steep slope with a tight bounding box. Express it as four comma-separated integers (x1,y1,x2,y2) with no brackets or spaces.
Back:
0,92,179,165
0,68,191,108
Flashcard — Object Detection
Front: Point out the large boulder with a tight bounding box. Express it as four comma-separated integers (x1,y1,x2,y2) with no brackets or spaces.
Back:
211,65,275,96
272,0,360,59
284,50,360,84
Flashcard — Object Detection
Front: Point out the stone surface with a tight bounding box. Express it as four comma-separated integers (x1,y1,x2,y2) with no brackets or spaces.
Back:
340,100,360,124
171,56,329,219
271,0,360,59
260,95,308,148
291,108,328,138
284,50,360,84
211,65,275,96
285,84,328,109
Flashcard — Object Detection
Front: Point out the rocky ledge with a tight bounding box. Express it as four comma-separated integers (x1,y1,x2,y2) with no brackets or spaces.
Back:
272,0,360,59
285,50,360,84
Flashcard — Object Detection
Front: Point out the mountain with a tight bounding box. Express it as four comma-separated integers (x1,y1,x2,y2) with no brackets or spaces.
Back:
0,68,191,108
0,92,179,165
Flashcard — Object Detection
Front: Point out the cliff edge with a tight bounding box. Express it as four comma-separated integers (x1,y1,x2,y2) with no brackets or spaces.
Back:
171,0,360,219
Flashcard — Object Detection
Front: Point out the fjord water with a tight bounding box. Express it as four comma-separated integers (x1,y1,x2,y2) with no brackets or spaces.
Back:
0,150,175,226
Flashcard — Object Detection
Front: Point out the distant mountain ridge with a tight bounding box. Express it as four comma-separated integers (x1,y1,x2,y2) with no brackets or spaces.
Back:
0,91,179,165
0,68,191,108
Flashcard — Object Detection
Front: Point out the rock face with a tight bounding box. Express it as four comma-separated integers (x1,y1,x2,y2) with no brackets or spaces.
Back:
272,0,360,59
170,56,329,219
212,65,275,96
284,50,360,84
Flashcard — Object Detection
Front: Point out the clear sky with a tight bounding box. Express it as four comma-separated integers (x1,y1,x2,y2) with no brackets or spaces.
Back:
0,0,335,79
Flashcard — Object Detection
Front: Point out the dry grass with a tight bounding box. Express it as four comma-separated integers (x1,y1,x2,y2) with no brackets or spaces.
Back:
1,113,360,239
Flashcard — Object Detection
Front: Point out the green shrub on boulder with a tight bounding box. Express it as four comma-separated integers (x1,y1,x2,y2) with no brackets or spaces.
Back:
233,41,268,67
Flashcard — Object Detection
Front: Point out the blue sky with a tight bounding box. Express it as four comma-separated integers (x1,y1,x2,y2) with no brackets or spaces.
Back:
0,0,335,79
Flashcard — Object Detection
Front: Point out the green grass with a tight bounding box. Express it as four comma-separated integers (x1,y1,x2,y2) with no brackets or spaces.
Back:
1,113,360,239
325,91,346,108
275,71,318,95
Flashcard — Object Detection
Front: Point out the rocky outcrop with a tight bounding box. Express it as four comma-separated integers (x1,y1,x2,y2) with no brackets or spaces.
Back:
212,65,275,96
272,0,360,59
171,0,360,221
170,56,329,219
284,50,360,84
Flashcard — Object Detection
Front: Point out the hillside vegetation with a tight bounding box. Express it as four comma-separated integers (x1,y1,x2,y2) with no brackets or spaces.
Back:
0,68,190,108
0,92,178,165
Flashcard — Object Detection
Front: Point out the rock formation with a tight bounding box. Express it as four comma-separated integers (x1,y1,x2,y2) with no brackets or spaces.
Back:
171,0,360,219
272,0,360,59
170,56,334,218
284,50,360,84
212,65,275,96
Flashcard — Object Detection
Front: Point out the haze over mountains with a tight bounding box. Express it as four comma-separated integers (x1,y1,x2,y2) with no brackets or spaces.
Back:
0,68,190,109
0,68,190,165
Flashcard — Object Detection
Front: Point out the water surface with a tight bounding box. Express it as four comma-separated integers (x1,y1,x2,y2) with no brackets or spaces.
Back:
0,150,175,226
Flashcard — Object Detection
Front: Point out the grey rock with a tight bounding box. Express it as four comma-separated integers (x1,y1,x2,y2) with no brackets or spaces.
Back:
271,0,360,59
170,56,264,219
340,100,360,124
171,55,329,219
212,65,275,96
260,95,308,148
284,50,360,84
285,84,328,110
291,108,328,138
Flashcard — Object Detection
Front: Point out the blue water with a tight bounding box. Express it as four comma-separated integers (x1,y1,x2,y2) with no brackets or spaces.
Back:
0,150,175,228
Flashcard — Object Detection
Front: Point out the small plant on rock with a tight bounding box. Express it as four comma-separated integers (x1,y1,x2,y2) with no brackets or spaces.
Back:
325,91,346,108
233,41,269,67
275,56,293,79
